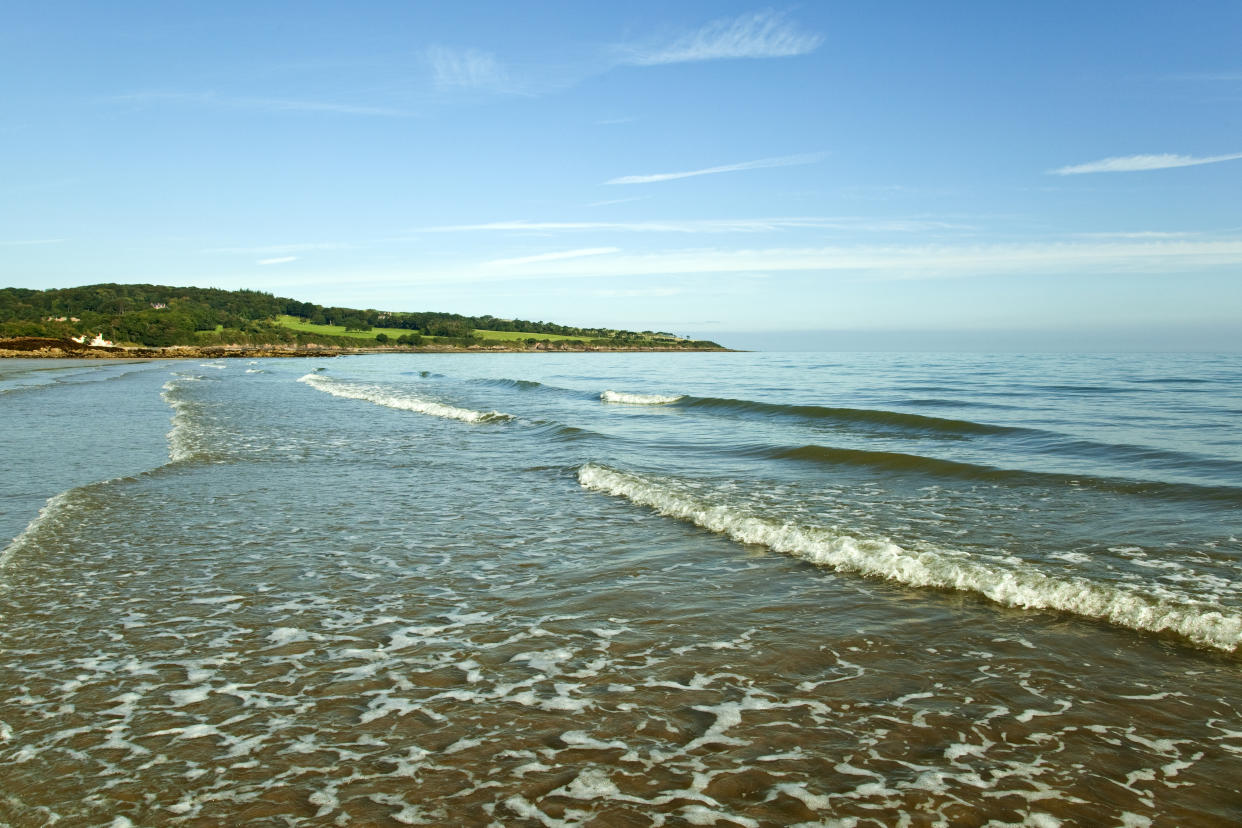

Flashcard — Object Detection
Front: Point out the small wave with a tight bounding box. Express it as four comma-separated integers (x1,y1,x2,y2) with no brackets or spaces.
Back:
601,390,684,405
0,490,78,567
298,374,510,424
577,464,1242,652
473,378,547,391
161,380,208,463
678,396,1021,436
902,398,1021,411
524,421,603,444
765,443,1242,503
1037,384,1136,394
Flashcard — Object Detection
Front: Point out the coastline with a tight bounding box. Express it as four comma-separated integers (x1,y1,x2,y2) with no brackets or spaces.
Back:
0,336,733,359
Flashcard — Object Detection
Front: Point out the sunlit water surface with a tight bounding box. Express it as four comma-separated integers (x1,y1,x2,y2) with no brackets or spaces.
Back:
2,353,1240,826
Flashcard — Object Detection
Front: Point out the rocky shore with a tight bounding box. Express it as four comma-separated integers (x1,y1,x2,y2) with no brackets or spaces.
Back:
0,337,730,359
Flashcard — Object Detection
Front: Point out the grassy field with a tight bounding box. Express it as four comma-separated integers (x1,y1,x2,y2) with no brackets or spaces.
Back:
465,329,587,342
276,316,411,340
276,315,592,343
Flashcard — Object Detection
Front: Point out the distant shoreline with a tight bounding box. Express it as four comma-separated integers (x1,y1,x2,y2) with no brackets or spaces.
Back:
0,337,733,359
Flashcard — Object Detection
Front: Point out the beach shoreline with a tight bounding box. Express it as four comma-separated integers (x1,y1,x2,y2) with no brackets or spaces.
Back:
0,336,732,359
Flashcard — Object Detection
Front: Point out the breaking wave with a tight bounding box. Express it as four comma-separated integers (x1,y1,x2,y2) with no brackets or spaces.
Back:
577,463,1242,652
161,380,203,463
601,390,684,405
298,374,511,424
0,490,78,568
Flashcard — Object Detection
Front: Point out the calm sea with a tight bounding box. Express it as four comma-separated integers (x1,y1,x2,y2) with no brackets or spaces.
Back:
2,352,1240,826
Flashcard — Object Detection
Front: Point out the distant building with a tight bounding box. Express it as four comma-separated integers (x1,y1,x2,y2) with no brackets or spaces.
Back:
79,333,114,347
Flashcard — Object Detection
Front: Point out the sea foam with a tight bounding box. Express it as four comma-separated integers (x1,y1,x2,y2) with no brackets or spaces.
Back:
600,390,683,405
161,380,200,463
0,490,77,567
298,374,510,424
577,463,1242,652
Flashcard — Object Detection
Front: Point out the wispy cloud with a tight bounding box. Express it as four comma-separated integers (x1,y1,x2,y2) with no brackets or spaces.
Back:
619,10,823,65
585,197,649,208
441,239,1242,283
418,216,966,234
204,242,350,255
0,238,66,246
606,152,825,185
1050,152,1242,175
427,46,521,94
594,287,683,298
483,247,620,268
108,91,407,117
258,256,298,265
1073,231,1197,239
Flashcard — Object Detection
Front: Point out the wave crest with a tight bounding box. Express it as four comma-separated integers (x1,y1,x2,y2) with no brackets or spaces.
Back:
298,374,511,424
601,390,684,405
577,463,1242,652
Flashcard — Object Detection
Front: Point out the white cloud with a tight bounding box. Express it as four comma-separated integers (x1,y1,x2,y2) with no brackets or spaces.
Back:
418,216,966,234
483,247,620,268
606,152,825,185
258,256,298,265
1073,231,1197,239
426,46,520,94
446,239,1242,283
594,287,684,298
1050,152,1242,175
204,242,350,255
620,10,822,65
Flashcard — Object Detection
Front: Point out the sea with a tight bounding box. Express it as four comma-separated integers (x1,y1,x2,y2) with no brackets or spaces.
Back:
1,351,1240,827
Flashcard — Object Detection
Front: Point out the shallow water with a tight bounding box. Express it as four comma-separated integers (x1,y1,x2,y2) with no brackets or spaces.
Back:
2,353,1240,825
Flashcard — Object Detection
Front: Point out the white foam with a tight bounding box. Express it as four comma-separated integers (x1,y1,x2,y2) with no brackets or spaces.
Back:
600,390,683,405
298,373,510,423
168,686,212,707
266,627,321,646
577,463,1242,652
160,380,199,463
1,490,75,566
550,768,622,801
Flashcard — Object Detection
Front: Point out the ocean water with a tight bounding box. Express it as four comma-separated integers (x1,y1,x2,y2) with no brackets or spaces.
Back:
1,352,1240,826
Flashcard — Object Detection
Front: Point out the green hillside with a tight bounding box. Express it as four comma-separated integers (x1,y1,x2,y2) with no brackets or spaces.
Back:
0,284,724,350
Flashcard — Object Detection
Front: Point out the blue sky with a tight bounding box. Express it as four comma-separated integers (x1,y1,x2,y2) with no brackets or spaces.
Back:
2,1,1240,349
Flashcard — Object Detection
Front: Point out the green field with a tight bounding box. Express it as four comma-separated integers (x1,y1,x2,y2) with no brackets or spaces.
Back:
276,315,591,343
465,328,586,342
276,315,410,340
